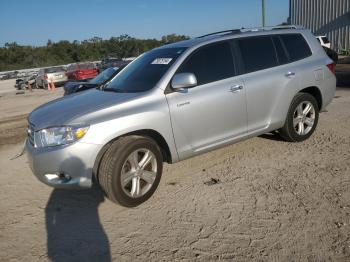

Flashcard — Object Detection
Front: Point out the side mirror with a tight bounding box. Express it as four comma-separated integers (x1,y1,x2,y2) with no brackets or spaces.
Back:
171,73,197,90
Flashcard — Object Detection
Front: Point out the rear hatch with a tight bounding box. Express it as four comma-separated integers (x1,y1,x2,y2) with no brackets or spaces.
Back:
45,67,68,82
77,63,97,79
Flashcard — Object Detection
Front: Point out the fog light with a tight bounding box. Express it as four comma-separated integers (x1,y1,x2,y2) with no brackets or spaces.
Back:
45,173,71,183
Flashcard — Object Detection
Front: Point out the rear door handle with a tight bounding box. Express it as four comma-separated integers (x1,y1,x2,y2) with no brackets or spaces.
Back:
285,71,296,78
229,85,243,93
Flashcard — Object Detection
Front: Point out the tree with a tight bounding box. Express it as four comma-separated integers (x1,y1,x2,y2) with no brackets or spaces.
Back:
0,34,190,71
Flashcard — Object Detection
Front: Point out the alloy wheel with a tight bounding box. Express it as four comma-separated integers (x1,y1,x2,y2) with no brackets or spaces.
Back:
293,101,316,136
120,148,158,198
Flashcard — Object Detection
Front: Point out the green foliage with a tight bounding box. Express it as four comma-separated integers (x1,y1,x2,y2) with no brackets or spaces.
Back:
0,34,189,71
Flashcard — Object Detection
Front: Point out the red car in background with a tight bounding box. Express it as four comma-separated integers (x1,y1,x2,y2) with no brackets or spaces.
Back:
66,62,98,81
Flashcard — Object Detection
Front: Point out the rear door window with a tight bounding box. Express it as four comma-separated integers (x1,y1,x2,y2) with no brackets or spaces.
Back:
177,41,235,85
280,34,312,62
238,36,278,73
272,36,289,65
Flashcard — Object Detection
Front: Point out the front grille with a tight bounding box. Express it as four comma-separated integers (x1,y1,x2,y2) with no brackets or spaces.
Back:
27,123,35,146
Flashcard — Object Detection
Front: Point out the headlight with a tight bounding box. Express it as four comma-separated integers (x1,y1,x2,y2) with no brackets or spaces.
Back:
34,126,89,148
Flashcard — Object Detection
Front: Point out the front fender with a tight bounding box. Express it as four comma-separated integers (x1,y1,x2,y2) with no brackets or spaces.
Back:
80,110,179,163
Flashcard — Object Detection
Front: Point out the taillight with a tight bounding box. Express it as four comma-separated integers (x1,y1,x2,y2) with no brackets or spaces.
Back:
326,63,335,74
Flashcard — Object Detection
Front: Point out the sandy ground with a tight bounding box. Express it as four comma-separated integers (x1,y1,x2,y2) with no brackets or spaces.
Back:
0,68,349,261
0,84,63,145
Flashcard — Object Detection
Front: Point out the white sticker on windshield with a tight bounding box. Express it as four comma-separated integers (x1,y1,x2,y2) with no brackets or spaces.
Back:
151,58,172,65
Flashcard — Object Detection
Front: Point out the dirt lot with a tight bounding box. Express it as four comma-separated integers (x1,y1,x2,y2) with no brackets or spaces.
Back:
0,70,349,261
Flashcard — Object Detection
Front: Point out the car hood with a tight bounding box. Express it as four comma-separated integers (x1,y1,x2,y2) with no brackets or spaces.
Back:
29,89,143,130
64,81,99,94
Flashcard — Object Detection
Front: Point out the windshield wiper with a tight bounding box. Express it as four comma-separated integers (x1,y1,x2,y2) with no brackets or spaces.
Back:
102,87,128,93
98,83,107,90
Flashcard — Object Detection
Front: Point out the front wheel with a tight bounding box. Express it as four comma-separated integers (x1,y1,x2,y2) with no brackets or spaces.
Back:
98,136,163,207
279,93,319,142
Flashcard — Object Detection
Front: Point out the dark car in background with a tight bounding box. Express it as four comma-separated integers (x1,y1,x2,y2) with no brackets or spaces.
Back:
63,66,124,95
15,78,27,90
1,71,18,80
99,58,129,72
323,46,338,64
15,74,37,90
66,62,98,81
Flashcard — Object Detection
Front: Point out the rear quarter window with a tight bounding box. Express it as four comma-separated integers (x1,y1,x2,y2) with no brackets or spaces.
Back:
322,37,330,44
280,34,312,62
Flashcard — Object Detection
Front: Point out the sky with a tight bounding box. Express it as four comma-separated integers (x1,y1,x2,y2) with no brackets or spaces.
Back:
0,0,289,46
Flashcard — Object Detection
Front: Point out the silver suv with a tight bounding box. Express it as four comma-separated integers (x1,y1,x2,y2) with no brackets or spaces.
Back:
35,66,68,89
26,26,336,206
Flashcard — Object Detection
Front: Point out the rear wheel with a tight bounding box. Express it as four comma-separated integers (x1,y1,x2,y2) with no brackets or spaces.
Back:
98,136,163,207
279,93,319,142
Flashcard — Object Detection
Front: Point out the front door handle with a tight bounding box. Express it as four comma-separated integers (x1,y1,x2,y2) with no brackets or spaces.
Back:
229,85,243,93
285,71,296,78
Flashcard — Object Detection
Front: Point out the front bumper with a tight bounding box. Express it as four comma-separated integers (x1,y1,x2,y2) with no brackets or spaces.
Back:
25,139,102,189
44,80,67,87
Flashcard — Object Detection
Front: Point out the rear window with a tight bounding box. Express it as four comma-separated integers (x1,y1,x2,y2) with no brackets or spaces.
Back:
280,34,312,62
238,36,278,73
79,63,95,69
45,67,65,73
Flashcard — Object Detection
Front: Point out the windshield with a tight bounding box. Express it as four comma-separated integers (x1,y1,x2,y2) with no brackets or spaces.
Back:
89,67,117,84
105,47,187,92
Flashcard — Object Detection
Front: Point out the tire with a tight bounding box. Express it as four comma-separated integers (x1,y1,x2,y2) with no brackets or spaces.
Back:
279,92,319,142
35,80,39,89
98,136,163,207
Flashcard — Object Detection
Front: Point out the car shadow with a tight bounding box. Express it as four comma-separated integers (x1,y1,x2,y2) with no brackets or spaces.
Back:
259,132,285,142
45,183,111,262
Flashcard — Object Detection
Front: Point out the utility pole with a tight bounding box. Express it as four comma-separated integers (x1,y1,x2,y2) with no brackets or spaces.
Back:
262,0,266,27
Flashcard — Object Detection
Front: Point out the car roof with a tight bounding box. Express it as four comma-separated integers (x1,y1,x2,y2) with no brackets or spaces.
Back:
159,25,307,50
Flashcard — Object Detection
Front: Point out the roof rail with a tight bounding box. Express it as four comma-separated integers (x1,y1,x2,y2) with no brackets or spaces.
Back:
240,25,304,32
197,25,303,38
197,29,241,38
